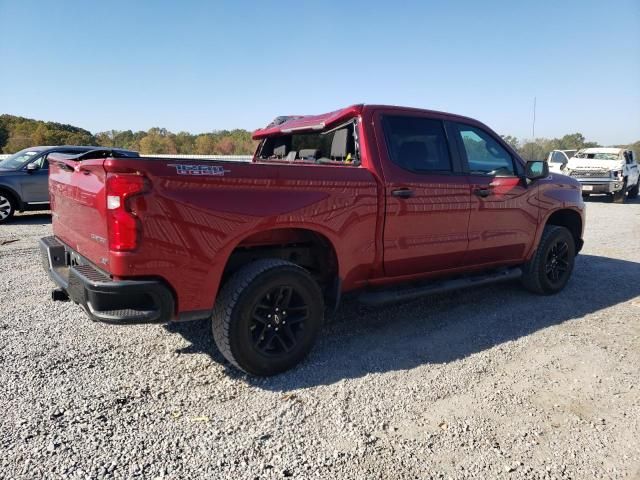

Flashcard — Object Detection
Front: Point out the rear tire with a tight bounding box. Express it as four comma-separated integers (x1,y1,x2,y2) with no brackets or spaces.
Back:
521,225,575,295
628,181,639,199
211,259,324,376
0,192,16,224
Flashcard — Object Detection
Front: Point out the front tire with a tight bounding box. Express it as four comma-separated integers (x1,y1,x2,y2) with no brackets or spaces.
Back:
521,225,575,295
212,259,324,376
612,179,627,203
628,181,639,199
0,192,16,224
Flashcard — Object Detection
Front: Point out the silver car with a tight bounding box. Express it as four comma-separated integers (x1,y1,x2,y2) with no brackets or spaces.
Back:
0,146,138,223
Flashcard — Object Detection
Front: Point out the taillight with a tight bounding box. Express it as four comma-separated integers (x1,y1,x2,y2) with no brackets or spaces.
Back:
106,173,148,251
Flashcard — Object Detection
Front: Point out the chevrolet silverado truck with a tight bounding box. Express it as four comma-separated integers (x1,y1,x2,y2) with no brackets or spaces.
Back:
564,147,639,203
40,105,585,375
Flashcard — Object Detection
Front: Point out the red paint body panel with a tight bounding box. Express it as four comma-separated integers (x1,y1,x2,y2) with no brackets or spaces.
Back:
51,158,378,314
48,105,585,319
49,158,110,264
465,176,539,265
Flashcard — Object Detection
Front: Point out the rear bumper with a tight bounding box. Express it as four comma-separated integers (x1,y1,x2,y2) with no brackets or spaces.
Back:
39,236,174,323
576,179,623,193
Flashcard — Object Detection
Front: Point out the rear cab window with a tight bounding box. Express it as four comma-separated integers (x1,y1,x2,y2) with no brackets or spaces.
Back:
257,122,360,165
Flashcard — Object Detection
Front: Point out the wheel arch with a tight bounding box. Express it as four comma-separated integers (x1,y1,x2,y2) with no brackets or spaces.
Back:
0,185,23,210
544,208,584,253
220,227,341,308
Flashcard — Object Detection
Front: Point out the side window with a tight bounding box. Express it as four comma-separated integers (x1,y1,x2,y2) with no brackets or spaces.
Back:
454,123,515,176
382,116,452,173
624,151,635,164
32,154,48,169
38,154,49,169
552,151,567,164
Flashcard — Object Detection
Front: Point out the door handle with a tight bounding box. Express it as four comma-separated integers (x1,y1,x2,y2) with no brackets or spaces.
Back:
391,188,414,199
473,188,492,198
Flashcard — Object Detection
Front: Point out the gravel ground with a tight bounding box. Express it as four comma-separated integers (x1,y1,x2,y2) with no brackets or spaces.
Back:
1,198,639,480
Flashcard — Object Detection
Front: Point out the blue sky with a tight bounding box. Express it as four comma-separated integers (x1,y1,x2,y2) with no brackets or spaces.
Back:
1,0,639,144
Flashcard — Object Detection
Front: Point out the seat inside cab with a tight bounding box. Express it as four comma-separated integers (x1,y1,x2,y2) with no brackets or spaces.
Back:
257,122,359,165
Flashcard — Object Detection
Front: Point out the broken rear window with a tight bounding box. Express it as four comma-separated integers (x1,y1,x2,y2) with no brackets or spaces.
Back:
257,122,359,165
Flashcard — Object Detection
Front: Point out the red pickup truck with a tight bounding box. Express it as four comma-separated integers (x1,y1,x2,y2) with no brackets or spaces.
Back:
40,104,585,375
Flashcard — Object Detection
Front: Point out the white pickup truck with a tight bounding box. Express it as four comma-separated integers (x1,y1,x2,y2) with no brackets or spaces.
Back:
553,148,639,203
546,150,577,174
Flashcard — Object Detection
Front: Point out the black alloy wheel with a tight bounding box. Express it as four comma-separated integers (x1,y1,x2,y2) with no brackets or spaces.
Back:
521,225,576,295
544,239,570,286
250,285,309,356
212,259,324,376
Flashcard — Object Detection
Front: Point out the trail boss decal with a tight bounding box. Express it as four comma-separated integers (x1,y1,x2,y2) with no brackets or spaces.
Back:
169,164,230,176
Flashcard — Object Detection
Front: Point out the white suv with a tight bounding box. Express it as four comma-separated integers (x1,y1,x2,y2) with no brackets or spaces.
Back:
563,148,639,203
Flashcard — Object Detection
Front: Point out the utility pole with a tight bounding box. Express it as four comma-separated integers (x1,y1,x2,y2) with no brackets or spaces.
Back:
532,96,536,139
529,96,537,161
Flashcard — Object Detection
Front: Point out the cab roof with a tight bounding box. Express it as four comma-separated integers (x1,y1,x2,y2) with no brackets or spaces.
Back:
252,105,364,140
252,104,483,140
578,147,625,153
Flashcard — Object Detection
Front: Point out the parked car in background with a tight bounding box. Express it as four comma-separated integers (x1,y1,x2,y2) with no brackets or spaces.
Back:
40,104,585,376
546,149,577,174
564,147,639,203
0,146,139,223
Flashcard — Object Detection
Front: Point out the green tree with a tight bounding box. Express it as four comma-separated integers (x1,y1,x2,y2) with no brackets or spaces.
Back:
195,135,217,154
501,135,520,151
175,131,196,154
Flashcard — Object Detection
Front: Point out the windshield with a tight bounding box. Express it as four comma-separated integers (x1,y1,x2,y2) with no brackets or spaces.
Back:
0,148,43,170
575,151,619,161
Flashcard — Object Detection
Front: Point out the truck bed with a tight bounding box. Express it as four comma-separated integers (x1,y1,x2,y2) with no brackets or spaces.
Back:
48,154,379,318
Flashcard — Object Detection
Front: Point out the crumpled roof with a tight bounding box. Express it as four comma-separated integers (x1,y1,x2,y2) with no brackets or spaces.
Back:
252,104,363,139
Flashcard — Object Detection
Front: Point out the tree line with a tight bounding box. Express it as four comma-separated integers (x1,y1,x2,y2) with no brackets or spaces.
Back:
1,113,638,158
0,115,256,155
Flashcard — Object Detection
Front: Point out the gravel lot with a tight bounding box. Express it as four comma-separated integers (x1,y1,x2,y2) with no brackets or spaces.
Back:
1,198,639,479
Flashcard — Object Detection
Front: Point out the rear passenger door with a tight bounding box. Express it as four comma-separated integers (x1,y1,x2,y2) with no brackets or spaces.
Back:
374,111,471,277
448,122,539,266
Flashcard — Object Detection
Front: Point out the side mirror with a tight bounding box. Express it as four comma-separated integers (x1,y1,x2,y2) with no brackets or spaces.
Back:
26,163,40,173
525,160,549,180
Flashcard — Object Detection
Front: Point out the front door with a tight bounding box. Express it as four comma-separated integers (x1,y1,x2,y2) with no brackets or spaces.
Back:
448,122,539,266
374,111,471,277
21,153,50,203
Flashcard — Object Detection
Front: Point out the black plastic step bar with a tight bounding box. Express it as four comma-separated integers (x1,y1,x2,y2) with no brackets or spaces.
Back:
358,267,523,307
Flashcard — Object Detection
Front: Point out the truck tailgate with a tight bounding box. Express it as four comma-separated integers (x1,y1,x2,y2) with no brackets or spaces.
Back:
49,157,110,269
